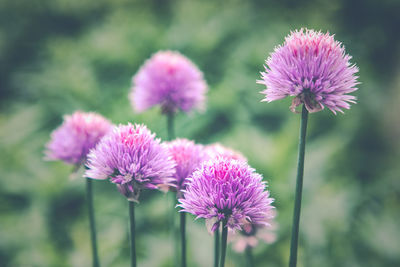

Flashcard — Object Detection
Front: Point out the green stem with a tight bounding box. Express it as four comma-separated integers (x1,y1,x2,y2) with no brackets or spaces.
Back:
214,227,220,267
171,194,179,267
180,212,187,267
245,246,254,267
167,112,178,265
86,178,100,267
220,220,228,267
289,105,309,267
167,112,175,140
129,201,136,267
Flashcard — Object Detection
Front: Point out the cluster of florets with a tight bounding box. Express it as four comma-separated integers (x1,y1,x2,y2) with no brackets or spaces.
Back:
165,139,206,197
130,50,208,114
85,123,176,202
45,111,112,165
178,158,274,232
258,28,359,114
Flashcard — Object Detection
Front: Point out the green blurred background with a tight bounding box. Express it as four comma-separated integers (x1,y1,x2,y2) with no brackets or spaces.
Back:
1,0,400,266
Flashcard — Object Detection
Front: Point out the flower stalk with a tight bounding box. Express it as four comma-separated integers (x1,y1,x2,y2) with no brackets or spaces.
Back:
86,178,100,267
167,112,175,140
289,105,309,267
129,201,137,267
166,112,180,266
214,227,220,267
220,219,228,267
245,246,254,267
180,212,187,267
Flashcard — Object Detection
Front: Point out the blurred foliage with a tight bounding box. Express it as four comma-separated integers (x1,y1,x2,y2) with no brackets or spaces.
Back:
1,0,400,266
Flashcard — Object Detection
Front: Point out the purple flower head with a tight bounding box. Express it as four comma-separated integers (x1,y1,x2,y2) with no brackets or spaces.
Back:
130,50,208,114
85,123,176,202
205,143,247,162
257,28,359,114
45,111,112,165
165,139,206,197
178,158,274,232
229,209,277,253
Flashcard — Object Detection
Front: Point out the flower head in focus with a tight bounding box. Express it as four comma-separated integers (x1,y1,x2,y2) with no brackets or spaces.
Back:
257,28,359,114
178,158,274,232
130,50,208,114
205,143,247,162
229,209,277,253
165,139,206,197
45,111,112,165
85,123,176,202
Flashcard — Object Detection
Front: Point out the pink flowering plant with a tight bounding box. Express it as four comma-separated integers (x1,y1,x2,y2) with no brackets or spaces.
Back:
258,28,359,267
179,158,274,267
45,111,112,267
129,50,209,267
42,25,360,267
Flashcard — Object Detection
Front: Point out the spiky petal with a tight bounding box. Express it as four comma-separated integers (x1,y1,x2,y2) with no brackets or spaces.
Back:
85,123,176,202
257,28,359,114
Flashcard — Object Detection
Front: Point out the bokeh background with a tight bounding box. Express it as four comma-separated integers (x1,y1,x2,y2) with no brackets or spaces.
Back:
1,0,400,266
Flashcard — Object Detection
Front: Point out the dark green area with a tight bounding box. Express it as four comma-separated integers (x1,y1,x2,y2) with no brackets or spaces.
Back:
1,0,400,266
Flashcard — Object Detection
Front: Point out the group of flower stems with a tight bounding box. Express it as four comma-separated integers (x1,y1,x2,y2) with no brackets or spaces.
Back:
55,107,304,267
87,113,258,267
45,28,359,267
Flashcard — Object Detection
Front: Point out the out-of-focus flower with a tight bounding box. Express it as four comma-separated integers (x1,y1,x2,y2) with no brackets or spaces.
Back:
178,158,274,232
165,138,206,197
130,50,208,114
85,123,176,202
205,143,247,162
229,209,277,253
45,111,112,165
257,28,359,114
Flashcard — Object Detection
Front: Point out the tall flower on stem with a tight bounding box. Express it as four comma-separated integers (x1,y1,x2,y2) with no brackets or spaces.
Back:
257,28,359,267
166,138,206,267
85,123,176,267
45,111,112,267
130,50,208,266
204,142,247,267
179,158,274,267
130,50,208,140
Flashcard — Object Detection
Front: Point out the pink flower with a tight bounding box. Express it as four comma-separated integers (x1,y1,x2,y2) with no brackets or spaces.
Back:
130,50,208,114
179,158,274,232
45,111,112,165
165,139,206,197
257,28,359,114
85,123,176,202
